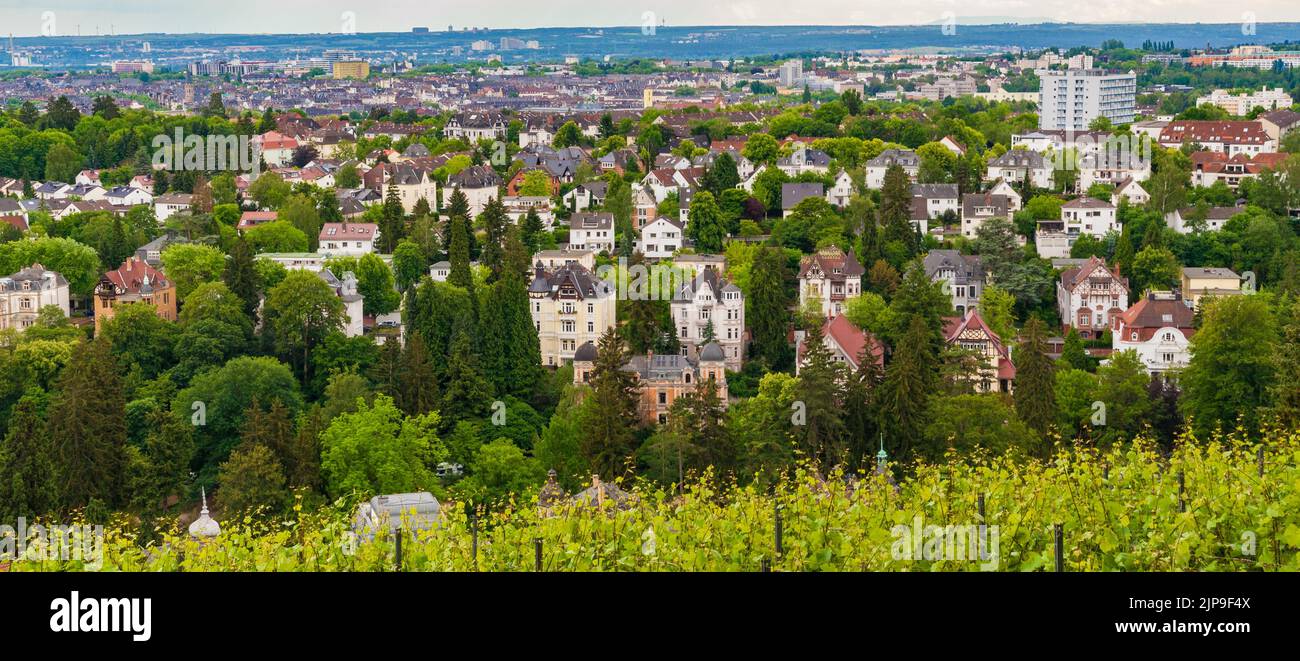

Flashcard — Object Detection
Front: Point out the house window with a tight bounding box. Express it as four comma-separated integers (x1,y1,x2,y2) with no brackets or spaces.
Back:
658,391,666,404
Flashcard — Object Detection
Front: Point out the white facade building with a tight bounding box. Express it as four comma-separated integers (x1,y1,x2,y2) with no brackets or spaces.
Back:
1038,69,1137,130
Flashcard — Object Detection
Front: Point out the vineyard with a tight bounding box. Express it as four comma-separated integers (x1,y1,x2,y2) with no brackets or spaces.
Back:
10,433,1300,572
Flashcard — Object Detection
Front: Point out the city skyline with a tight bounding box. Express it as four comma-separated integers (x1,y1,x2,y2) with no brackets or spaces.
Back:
1,1,1299,37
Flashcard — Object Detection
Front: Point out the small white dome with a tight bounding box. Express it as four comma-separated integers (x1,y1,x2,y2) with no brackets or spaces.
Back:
188,488,220,539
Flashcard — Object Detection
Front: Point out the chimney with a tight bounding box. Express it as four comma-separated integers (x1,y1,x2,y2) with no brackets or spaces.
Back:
592,474,603,507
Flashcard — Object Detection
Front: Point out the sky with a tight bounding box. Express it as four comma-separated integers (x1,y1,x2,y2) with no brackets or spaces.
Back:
1,0,1298,36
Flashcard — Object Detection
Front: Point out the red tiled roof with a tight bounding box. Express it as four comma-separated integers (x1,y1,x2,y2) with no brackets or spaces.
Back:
104,256,170,293
1159,121,1271,146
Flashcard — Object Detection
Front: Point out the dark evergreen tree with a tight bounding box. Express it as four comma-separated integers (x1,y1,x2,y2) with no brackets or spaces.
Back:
0,394,58,521
223,236,262,324
1059,327,1091,371
795,320,848,466
398,333,440,416
47,338,128,509
842,342,884,468
879,315,936,460
440,328,494,427
478,196,509,280
1014,316,1057,444
380,181,406,253
580,328,641,479
748,247,792,370
447,213,474,292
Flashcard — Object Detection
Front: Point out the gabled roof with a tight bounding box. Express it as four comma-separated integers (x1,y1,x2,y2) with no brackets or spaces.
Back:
867,148,919,167
781,182,825,210
448,164,502,188
102,256,171,294
1059,256,1128,293
962,193,1010,217
798,246,864,280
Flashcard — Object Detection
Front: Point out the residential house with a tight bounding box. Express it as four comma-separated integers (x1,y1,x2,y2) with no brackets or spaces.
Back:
529,262,616,366
568,212,616,254
33,181,72,200
865,149,919,189
318,222,378,257
1157,121,1277,156
1258,109,1300,142
0,264,70,332
1062,197,1119,237
94,256,177,333
826,170,854,207
532,249,595,273
573,342,728,426
1111,178,1150,206
637,217,684,260
986,179,1023,212
1056,256,1129,339
253,131,299,168
0,198,28,233
237,211,278,232
1180,267,1243,309
153,192,193,222
103,185,153,207
1190,151,1289,190
443,112,507,142
798,246,864,317
446,164,502,216
365,162,437,214
671,267,745,370
562,180,610,213
781,182,825,217
318,268,365,337
924,249,985,316
776,145,832,176
987,150,1054,189
1111,291,1195,375
942,309,1016,393
794,314,884,376
1165,205,1244,233
0,177,26,198
633,185,657,230
960,193,1011,239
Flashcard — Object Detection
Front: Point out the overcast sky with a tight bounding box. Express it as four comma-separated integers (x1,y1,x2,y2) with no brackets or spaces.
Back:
1,0,1298,36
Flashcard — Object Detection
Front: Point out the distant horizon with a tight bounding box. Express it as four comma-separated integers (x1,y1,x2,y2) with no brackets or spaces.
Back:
6,20,1300,40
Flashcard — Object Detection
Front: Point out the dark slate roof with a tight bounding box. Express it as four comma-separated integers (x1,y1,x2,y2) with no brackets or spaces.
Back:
866,148,919,167
573,341,598,362
449,164,503,188
781,182,824,210
923,249,985,284
910,183,959,199
699,342,726,362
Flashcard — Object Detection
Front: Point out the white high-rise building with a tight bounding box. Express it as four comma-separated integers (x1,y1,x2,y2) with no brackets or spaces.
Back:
1038,69,1137,130
778,59,804,88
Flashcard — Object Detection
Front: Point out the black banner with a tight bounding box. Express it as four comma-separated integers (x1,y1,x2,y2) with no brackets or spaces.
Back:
1,571,1288,650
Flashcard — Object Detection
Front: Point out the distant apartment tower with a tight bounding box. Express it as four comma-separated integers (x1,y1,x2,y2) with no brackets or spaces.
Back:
1038,69,1137,130
778,59,804,88
332,60,370,79
1196,87,1294,116
500,37,526,50
111,60,154,74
